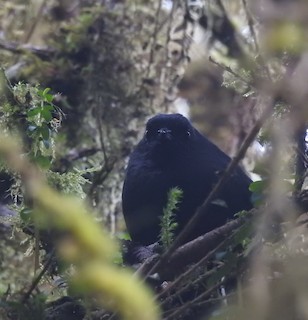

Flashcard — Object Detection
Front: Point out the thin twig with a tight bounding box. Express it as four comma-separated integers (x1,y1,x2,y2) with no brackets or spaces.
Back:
209,56,254,90
163,277,227,320
22,0,48,44
195,290,237,307
157,219,249,301
241,0,259,53
241,0,272,80
34,227,40,272
0,39,55,59
88,104,114,199
95,105,109,167
161,265,222,308
21,249,55,304
0,68,15,105
175,267,219,296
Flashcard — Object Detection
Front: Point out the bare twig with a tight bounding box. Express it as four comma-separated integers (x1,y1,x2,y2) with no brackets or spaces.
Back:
0,39,55,59
21,249,55,304
156,219,250,301
209,56,254,90
161,215,248,280
163,277,227,320
0,67,15,105
95,105,109,167
136,216,245,280
34,227,40,273
65,148,100,162
88,104,114,199
241,0,272,80
241,0,259,53
22,0,48,44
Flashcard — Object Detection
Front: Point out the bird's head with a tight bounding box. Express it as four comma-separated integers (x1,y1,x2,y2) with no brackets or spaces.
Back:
143,114,194,153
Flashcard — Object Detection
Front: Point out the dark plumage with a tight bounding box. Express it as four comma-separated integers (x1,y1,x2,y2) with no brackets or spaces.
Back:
122,114,252,246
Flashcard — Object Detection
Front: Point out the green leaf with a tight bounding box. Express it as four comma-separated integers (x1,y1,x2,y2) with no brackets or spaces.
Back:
117,232,131,241
40,124,50,140
41,107,53,121
249,180,266,207
38,88,53,102
113,251,123,265
37,89,45,98
249,180,267,193
20,207,33,224
27,107,41,117
36,155,52,169
42,104,54,111
42,88,51,96
44,94,54,103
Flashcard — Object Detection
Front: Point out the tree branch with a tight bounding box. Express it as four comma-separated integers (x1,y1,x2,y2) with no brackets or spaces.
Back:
0,39,55,60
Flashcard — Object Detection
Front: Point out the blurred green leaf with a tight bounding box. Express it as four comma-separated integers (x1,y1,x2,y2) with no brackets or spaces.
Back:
41,106,52,121
27,107,41,117
36,155,52,169
20,207,33,224
40,124,50,140
249,180,267,193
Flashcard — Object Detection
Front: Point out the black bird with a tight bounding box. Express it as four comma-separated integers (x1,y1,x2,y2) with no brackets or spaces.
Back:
122,114,252,246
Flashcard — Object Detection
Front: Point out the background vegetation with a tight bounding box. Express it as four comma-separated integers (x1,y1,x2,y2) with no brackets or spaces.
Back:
0,0,308,319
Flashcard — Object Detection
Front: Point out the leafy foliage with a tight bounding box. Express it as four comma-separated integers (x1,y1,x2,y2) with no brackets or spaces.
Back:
0,75,62,169
159,187,183,251
47,170,89,199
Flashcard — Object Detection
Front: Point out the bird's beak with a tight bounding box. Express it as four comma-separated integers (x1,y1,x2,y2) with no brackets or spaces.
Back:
157,128,172,141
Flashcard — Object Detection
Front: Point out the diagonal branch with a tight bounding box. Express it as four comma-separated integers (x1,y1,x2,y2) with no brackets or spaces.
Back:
0,39,55,59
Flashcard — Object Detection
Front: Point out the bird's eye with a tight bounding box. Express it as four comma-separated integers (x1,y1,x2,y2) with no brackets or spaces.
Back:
186,130,191,137
144,129,154,140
